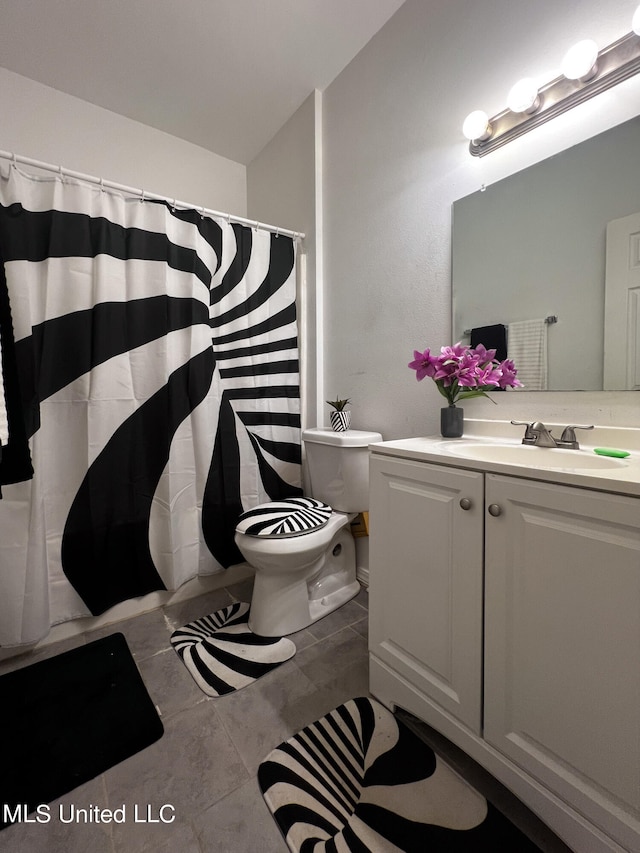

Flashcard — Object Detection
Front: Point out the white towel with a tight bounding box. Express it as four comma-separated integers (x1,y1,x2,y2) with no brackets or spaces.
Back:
508,319,548,391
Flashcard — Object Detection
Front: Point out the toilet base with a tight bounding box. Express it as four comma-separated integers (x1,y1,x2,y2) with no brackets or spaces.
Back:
308,579,361,624
248,578,360,638
247,526,359,637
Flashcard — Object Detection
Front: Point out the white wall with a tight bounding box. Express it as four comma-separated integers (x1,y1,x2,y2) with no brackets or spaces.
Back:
247,91,319,431
0,67,246,215
247,92,317,236
322,0,640,439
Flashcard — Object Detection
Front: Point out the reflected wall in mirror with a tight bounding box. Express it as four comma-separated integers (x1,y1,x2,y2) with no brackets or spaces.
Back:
452,115,640,391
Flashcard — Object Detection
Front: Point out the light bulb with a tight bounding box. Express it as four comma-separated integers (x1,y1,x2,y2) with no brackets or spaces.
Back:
507,78,541,114
462,110,492,142
633,5,640,36
561,39,599,81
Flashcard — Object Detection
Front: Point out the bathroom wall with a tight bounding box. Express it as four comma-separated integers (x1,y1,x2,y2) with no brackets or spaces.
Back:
321,0,640,439
247,91,320,434
0,67,247,215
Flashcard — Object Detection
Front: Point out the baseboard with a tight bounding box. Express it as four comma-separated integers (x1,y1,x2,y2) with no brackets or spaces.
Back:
356,566,369,587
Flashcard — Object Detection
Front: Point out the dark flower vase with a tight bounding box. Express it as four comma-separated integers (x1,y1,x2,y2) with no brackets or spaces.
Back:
441,405,463,438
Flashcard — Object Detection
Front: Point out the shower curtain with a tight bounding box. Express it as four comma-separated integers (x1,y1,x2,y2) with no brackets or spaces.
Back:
0,165,302,646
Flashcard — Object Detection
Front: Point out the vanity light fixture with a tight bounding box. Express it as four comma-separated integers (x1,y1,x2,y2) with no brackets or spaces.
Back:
561,39,599,81
462,110,492,142
506,78,541,113
463,6,640,156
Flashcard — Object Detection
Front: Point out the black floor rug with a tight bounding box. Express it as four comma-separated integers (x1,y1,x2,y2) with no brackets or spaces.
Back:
258,696,542,852
0,632,163,829
170,601,296,697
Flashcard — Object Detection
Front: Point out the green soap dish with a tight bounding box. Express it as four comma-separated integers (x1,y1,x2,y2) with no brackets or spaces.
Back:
593,448,630,458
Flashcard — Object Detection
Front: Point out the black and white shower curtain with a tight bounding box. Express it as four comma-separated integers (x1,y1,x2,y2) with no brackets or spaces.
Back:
0,165,302,646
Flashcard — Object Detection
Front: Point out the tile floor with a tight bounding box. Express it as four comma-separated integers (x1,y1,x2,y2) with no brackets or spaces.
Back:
0,579,369,853
0,580,570,853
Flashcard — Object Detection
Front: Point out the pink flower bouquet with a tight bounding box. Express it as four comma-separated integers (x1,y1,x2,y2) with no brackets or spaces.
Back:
408,342,522,405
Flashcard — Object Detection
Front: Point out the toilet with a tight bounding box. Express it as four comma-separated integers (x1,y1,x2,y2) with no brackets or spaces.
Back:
234,427,382,637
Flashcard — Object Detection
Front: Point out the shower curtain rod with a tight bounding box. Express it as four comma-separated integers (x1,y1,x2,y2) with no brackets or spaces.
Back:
0,149,305,241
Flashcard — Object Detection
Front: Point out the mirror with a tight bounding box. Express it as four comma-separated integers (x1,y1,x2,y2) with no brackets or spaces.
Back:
452,115,640,391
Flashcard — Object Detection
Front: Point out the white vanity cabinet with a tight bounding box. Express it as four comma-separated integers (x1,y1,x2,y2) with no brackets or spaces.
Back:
369,446,640,853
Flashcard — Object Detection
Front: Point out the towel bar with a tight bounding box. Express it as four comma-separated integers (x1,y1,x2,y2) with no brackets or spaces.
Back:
463,315,557,336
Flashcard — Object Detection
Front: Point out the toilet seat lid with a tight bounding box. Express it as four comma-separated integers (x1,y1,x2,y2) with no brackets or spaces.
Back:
236,497,332,538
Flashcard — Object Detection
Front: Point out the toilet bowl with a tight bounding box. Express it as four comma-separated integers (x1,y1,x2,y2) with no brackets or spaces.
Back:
234,428,382,637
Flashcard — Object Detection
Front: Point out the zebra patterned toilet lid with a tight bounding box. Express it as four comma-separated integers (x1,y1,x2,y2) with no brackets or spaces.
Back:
236,497,332,538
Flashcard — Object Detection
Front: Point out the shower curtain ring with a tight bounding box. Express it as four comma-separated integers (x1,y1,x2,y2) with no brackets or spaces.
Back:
11,153,17,169
59,165,65,183
200,205,205,219
100,178,105,192
172,198,177,212
140,189,145,204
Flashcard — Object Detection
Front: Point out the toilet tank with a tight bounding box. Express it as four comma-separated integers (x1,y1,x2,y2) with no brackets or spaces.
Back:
302,428,383,512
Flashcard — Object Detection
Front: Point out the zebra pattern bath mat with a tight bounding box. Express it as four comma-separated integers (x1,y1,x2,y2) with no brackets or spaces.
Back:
170,602,296,697
258,697,542,852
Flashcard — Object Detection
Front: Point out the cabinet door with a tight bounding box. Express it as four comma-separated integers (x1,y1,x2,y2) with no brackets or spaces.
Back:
484,474,640,842
369,454,483,733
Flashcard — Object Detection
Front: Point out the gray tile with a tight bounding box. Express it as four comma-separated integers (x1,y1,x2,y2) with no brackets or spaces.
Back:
110,805,191,853
352,584,369,610
86,609,172,662
138,820,201,853
306,598,368,642
294,626,368,688
104,700,248,853
0,777,112,853
163,587,234,631
137,648,206,720
313,656,370,708
214,659,319,774
224,577,255,603
193,777,287,853
283,657,371,731
286,625,319,651
351,616,368,640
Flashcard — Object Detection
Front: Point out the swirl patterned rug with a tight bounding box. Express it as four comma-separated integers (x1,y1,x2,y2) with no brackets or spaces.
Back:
258,696,542,852
170,601,296,697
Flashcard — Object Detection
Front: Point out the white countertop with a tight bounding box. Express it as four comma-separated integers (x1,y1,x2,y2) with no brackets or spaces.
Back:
370,419,640,497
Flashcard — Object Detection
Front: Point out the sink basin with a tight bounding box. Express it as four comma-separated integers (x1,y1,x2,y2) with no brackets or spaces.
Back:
443,442,628,470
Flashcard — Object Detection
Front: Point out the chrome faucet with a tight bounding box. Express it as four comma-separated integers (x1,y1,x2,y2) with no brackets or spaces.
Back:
511,420,594,449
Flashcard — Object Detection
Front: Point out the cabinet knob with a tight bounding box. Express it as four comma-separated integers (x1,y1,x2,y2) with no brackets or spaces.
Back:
459,498,472,510
488,503,502,517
